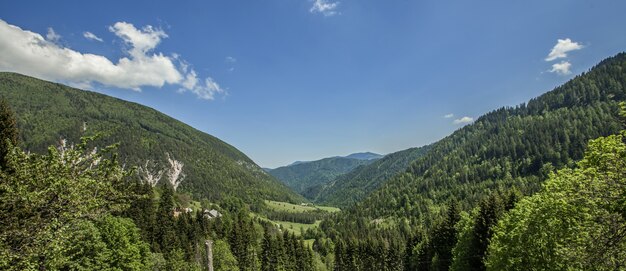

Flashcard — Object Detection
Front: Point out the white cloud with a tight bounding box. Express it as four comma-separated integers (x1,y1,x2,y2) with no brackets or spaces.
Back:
549,61,572,75
444,113,454,118
46,27,60,42
310,0,340,16
109,22,167,57
453,116,474,125
0,19,224,100
545,38,582,61
225,56,236,72
83,31,103,42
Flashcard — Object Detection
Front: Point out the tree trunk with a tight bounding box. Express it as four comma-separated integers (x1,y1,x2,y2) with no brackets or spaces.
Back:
205,240,214,271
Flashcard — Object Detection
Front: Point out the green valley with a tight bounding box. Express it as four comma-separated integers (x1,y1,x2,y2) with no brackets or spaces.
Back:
0,12,625,271
268,154,379,199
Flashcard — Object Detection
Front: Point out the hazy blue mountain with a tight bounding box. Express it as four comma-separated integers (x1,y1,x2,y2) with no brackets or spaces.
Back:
345,152,383,160
315,145,432,206
269,155,379,197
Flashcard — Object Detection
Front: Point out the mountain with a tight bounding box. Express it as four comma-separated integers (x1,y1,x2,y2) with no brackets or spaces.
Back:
345,152,383,160
341,52,626,223
315,144,432,206
285,152,382,167
0,72,304,204
288,161,306,166
268,156,378,197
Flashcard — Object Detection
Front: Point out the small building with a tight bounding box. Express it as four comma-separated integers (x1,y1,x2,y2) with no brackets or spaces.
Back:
173,207,193,217
202,209,222,219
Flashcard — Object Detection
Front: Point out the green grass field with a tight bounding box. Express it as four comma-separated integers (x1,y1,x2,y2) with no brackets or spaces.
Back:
316,205,341,213
251,213,319,236
265,200,341,213
253,200,342,236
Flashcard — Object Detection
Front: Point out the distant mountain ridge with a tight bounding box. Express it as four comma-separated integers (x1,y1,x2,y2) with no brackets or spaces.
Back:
0,72,304,204
268,152,383,198
315,145,433,206
345,152,383,160
284,152,383,167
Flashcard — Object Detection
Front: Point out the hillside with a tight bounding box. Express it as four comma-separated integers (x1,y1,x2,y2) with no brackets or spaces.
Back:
0,72,304,204
268,155,376,197
315,144,432,206
345,152,383,160
340,52,626,224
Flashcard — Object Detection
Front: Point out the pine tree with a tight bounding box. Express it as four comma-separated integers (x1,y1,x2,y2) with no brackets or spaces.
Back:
431,200,461,271
125,181,156,243
154,185,177,252
468,193,503,271
261,229,272,271
0,99,18,170
334,239,346,271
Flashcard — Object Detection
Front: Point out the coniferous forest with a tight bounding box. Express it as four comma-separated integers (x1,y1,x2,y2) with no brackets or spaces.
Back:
1,26,626,271
0,52,624,271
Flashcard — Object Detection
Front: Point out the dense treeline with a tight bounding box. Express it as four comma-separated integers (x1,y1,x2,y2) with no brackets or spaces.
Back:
346,53,626,223
2,52,626,271
317,144,433,207
269,156,376,196
315,52,626,270
0,101,316,271
0,72,303,206
260,226,315,271
266,210,329,224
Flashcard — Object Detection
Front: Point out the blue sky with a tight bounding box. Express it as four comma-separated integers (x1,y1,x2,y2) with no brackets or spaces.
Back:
1,0,626,168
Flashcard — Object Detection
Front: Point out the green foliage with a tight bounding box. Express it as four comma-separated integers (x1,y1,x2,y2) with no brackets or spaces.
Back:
96,215,153,270
0,72,303,205
214,239,240,271
60,219,112,271
319,52,626,271
165,248,200,271
450,190,518,271
341,52,626,226
53,216,153,271
486,132,626,270
0,98,18,169
449,210,477,271
0,138,145,270
317,144,433,207
154,185,178,252
269,156,376,197
429,200,461,271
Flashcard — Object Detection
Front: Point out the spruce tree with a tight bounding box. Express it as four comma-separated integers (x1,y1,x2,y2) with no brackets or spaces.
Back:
468,193,503,271
334,239,346,271
431,200,461,271
0,99,18,170
155,184,177,252
261,229,272,271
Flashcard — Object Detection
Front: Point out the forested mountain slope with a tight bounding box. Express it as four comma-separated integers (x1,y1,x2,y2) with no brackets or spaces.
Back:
269,156,376,196
343,52,626,223
0,72,303,204
316,144,432,206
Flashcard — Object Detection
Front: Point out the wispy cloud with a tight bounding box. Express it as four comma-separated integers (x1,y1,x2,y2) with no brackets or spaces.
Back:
549,61,572,75
225,56,236,72
453,116,473,125
444,113,454,118
0,19,225,100
83,31,103,42
310,0,340,16
545,38,582,61
46,27,60,42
